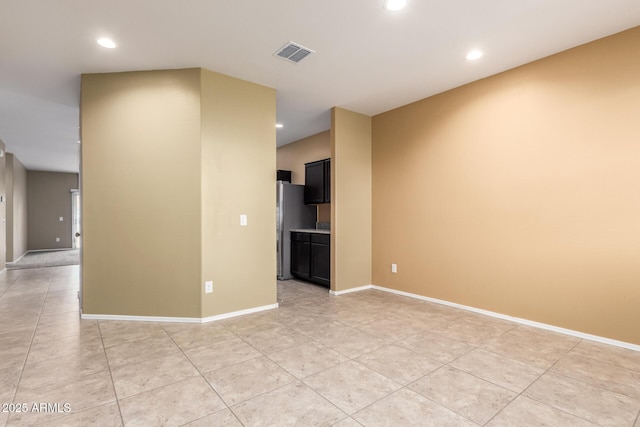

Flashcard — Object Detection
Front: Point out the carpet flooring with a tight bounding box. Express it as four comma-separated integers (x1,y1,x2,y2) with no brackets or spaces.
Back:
7,249,80,270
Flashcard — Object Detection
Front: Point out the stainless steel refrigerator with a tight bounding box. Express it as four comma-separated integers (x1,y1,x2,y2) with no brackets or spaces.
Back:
277,181,317,280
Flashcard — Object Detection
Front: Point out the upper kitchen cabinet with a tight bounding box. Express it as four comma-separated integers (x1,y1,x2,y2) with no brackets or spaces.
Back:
304,158,330,204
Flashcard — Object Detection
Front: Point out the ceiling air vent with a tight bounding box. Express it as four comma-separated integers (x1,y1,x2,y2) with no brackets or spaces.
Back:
274,42,315,63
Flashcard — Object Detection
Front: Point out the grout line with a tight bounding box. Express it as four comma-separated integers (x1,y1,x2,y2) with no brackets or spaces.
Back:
96,319,126,426
160,323,246,426
483,339,597,426
6,268,53,425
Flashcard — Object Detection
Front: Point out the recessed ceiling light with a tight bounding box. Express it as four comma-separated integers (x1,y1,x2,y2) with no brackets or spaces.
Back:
97,37,117,49
384,0,407,11
275,123,284,129
466,49,483,61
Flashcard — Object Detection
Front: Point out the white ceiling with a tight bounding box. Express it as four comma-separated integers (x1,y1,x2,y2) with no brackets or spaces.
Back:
1,0,638,173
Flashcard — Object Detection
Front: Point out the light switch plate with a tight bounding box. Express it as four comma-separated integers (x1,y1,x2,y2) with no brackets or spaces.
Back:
391,263,397,273
205,281,213,293
240,214,247,226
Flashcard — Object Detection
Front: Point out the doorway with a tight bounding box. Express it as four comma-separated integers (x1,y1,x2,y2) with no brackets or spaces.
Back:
71,190,81,249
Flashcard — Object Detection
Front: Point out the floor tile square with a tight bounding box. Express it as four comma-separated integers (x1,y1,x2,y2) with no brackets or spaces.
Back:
397,331,475,363
481,326,579,369
184,337,262,373
162,323,236,351
314,327,389,359
570,340,640,373
450,348,545,393
205,356,296,406
486,395,598,427
119,376,225,427
355,345,441,385
353,388,477,427
524,373,640,427
303,360,401,415
103,332,181,368
236,324,311,354
232,381,346,426
551,352,640,398
267,341,348,379
110,352,200,399
408,366,516,425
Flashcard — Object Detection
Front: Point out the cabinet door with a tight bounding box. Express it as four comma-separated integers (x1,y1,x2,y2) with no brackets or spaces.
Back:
310,243,330,287
291,236,311,280
310,234,330,287
304,161,325,204
323,160,331,203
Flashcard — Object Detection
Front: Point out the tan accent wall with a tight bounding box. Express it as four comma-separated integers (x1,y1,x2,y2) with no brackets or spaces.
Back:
200,69,276,317
276,130,331,223
27,171,78,251
5,153,28,262
372,27,640,344
331,108,372,292
81,69,203,317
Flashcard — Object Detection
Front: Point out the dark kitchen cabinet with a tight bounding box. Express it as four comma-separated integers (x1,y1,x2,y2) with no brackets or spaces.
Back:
291,231,330,287
304,159,330,204
290,232,311,280
309,233,330,287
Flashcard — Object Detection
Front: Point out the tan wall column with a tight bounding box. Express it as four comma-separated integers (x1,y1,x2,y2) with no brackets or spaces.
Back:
331,107,372,292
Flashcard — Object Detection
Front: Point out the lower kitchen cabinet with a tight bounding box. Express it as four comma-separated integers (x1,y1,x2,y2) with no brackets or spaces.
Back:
290,232,311,280
291,232,330,287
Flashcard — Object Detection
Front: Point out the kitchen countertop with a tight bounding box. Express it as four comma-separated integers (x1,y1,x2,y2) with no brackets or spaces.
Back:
290,229,331,234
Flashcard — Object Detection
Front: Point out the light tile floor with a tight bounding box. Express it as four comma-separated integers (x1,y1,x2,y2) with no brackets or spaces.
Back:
1,266,639,426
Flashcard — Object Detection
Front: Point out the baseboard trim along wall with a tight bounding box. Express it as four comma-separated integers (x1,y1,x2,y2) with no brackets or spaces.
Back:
329,285,372,296
201,304,279,323
81,303,279,324
331,284,640,352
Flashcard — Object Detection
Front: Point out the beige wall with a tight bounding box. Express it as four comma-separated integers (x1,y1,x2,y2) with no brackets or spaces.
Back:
27,171,78,251
276,130,331,222
5,153,27,262
81,69,203,317
200,68,276,317
372,27,640,344
331,108,372,292
81,67,276,319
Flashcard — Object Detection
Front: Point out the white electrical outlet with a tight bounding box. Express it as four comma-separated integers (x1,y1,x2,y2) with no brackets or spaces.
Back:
391,263,397,273
205,281,213,293
240,214,247,226
55,237,61,242
59,217,64,222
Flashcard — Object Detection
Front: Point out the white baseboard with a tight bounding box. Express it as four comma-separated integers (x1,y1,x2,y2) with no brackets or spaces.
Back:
81,312,202,323
330,285,373,296
81,303,279,324
328,283,639,352
201,303,279,323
